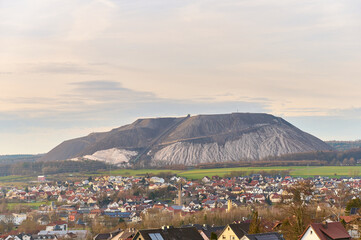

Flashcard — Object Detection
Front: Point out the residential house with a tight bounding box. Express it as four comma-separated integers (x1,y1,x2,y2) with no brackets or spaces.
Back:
217,223,250,240
133,226,204,240
183,224,224,240
111,228,137,240
93,229,122,240
299,222,351,240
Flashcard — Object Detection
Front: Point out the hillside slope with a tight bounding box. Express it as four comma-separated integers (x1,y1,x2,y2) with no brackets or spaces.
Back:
40,113,333,166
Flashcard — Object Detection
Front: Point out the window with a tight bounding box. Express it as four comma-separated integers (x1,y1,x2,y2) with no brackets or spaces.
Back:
149,233,164,240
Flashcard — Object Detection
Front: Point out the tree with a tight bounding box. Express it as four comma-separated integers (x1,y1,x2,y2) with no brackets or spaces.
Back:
330,158,338,166
331,182,352,220
249,210,261,234
278,181,313,239
18,219,43,234
343,158,349,166
97,193,111,207
0,200,8,213
346,198,361,215
265,195,272,206
210,232,217,240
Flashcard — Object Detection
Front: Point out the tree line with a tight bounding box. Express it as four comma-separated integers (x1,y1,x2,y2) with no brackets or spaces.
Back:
0,160,109,176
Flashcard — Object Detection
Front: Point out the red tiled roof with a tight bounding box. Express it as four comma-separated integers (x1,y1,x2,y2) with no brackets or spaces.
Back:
301,222,351,240
340,215,359,223
48,220,67,226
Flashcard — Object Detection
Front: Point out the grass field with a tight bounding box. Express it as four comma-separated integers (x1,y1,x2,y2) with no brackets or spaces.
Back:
7,201,48,210
290,166,361,178
1,166,361,183
105,166,361,179
0,175,36,182
104,169,182,176
0,175,37,187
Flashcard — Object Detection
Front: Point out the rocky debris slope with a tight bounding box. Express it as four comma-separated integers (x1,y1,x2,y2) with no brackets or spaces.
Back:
40,113,333,166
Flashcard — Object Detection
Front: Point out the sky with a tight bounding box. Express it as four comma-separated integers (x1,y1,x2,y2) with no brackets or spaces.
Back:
0,0,361,154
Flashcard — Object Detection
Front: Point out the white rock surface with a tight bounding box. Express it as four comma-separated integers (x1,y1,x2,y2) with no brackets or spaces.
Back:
83,148,138,165
152,124,328,165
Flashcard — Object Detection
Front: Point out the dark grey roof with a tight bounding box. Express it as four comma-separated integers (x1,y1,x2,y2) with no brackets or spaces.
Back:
94,233,111,240
137,226,203,240
201,226,225,238
244,232,285,240
228,223,250,238
93,229,122,240
182,224,224,238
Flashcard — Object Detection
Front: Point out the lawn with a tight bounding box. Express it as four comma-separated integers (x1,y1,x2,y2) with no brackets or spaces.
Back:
105,169,182,176
7,201,48,210
178,166,300,179
97,166,299,179
290,166,361,178
0,175,35,182
101,166,361,179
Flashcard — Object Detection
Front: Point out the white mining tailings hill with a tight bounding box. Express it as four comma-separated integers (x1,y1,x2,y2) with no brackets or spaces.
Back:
41,113,333,166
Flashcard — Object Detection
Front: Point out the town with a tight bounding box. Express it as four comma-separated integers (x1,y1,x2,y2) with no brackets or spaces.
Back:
0,172,360,240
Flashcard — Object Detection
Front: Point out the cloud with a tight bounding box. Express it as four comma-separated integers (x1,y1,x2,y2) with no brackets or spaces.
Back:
68,80,158,104
31,63,96,75
0,79,269,125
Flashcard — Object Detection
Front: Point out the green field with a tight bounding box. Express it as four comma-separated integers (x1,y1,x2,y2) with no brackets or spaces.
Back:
1,166,361,183
290,166,361,178
103,169,181,176
0,175,35,182
106,166,361,179
7,201,48,210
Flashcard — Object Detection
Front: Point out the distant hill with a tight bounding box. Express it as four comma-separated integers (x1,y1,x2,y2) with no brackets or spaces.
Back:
326,140,361,151
40,113,333,166
0,154,43,164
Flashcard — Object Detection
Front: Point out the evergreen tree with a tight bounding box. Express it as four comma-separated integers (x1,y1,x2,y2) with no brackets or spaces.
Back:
346,198,361,215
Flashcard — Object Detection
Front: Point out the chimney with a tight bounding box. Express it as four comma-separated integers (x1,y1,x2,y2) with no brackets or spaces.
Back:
322,221,328,229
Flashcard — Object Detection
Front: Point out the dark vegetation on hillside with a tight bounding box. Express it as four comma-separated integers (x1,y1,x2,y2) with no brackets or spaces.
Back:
0,160,109,176
327,140,361,151
265,148,361,164
0,154,43,164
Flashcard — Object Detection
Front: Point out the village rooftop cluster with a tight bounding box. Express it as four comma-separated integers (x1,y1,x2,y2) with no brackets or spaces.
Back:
0,173,360,239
